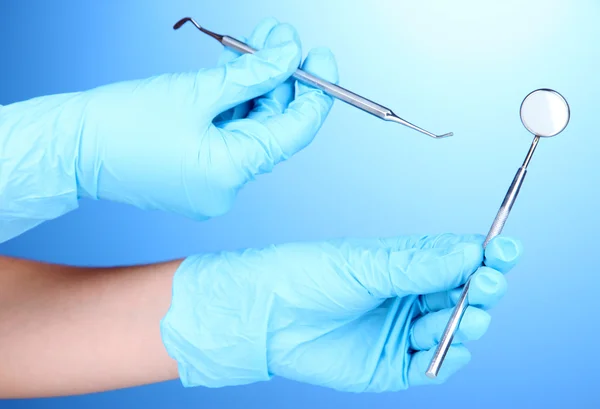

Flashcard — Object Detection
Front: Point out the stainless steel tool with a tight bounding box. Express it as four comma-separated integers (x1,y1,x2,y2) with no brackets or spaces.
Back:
173,17,452,139
425,88,571,379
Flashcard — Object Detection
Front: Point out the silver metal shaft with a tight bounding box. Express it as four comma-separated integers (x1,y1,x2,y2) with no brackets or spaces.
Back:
290,62,452,139
425,136,540,379
174,18,452,139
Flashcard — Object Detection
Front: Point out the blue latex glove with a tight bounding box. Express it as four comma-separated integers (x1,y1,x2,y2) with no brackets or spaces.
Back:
0,19,337,243
161,234,522,392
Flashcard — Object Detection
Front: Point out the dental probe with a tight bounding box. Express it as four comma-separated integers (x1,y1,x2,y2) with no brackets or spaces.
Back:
174,17,452,139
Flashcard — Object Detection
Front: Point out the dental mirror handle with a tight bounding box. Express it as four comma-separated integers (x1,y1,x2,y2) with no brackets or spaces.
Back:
425,136,540,378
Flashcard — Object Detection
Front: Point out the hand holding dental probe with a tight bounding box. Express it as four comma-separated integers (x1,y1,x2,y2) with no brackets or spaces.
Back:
173,17,452,139
426,89,571,378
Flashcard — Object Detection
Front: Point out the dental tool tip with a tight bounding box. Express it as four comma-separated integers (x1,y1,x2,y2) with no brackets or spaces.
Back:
385,113,451,139
173,17,193,30
425,370,437,379
173,17,223,41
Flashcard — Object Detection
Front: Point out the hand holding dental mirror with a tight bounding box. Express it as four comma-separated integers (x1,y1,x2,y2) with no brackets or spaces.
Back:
425,89,571,378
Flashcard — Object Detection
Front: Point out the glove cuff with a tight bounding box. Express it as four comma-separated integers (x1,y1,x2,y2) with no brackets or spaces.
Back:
0,93,85,242
160,254,273,387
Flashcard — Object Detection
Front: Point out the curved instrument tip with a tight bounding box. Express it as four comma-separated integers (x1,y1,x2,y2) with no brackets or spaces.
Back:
173,17,193,30
385,113,452,140
172,17,223,41
436,132,453,138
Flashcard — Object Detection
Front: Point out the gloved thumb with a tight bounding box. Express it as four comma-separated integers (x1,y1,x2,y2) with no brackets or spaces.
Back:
203,29,302,118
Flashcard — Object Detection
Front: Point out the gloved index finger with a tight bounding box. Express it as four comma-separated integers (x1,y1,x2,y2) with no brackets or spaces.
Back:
217,18,279,65
217,36,247,66
214,18,281,124
421,266,509,312
219,45,337,175
484,236,523,274
248,17,279,49
334,233,485,253
257,46,339,160
380,233,485,252
355,241,484,299
201,33,302,117
246,23,300,122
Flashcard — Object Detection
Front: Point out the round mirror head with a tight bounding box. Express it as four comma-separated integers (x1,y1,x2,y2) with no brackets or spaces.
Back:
520,89,570,137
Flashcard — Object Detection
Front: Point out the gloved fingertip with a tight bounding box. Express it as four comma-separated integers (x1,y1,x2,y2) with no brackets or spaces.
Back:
302,46,339,84
260,16,281,26
484,236,523,273
249,17,280,46
491,236,522,260
459,307,491,342
471,267,507,296
265,23,301,49
307,46,335,59
255,40,302,74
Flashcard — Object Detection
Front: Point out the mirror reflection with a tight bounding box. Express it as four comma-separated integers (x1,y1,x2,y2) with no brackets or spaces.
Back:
520,89,570,137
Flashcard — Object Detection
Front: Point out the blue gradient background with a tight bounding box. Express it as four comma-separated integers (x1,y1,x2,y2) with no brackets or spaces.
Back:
1,0,599,408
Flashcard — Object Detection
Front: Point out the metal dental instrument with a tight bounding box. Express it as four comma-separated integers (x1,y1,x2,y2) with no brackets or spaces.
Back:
173,17,453,139
425,89,571,379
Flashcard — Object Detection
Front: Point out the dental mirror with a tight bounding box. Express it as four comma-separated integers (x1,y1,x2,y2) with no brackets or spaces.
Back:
520,89,570,137
426,88,570,379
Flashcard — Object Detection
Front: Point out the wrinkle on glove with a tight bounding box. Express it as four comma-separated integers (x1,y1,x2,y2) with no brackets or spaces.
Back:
0,18,338,242
160,234,523,392
0,94,85,243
